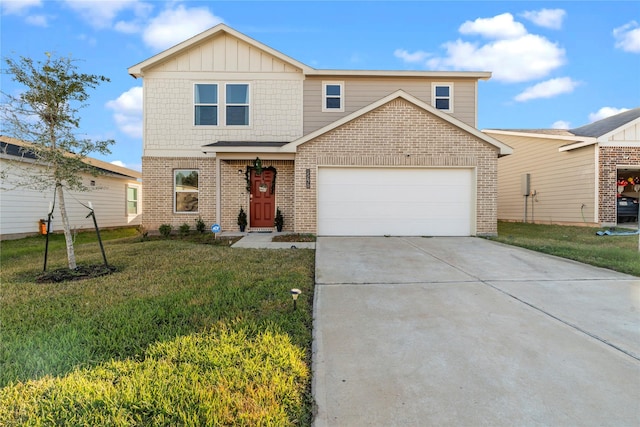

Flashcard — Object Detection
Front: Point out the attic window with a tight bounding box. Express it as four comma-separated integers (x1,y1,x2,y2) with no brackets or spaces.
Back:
323,82,344,112
433,83,453,112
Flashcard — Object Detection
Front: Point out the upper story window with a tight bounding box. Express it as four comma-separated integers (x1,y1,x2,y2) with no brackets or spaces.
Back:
194,84,218,125
226,84,250,126
174,169,199,213
433,83,453,112
323,82,344,112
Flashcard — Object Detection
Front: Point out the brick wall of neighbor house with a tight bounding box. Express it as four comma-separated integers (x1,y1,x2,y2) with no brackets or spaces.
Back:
599,146,640,224
295,98,499,235
142,157,216,232
220,160,295,232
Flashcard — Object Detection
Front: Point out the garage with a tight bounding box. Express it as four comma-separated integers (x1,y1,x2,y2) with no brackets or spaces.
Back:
317,167,474,236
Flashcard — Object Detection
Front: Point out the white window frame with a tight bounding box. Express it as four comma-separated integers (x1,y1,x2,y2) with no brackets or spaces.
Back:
224,82,251,126
432,83,453,113
174,169,199,214
194,83,219,126
322,81,344,112
126,184,141,216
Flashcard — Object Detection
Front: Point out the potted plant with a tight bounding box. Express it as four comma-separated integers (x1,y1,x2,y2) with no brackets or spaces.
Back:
274,207,284,232
238,207,247,232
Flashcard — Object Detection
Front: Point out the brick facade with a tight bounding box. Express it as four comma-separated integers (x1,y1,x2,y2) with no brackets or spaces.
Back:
294,98,499,235
599,146,640,225
220,160,294,232
142,157,217,231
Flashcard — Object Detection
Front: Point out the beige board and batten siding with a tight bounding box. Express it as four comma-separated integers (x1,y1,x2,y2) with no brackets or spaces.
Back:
303,77,479,135
487,132,598,225
141,32,305,158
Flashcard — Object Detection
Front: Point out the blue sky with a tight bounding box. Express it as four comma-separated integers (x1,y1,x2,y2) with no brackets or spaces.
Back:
2,1,639,171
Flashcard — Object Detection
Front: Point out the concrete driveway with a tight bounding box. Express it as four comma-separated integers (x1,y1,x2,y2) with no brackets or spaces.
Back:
312,237,640,426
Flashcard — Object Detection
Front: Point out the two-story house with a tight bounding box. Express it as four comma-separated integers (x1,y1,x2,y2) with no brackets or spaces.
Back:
128,24,512,236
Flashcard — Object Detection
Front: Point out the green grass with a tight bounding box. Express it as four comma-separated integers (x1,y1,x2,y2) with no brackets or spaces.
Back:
488,221,640,276
0,231,315,425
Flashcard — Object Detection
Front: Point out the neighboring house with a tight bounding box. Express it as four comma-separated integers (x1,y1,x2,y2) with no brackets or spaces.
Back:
128,24,512,237
484,108,640,227
0,135,142,240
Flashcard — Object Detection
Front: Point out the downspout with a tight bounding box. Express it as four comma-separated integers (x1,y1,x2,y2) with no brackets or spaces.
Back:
216,156,221,225
594,144,600,224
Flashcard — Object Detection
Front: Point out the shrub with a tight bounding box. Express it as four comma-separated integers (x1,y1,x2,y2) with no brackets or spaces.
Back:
158,224,172,238
195,217,206,234
179,223,191,236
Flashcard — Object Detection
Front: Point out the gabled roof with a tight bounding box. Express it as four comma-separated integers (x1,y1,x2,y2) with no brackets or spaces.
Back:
129,24,492,81
570,108,640,137
0,135,141,179
484,107,640,152
128,24,312,77
281,90,513,156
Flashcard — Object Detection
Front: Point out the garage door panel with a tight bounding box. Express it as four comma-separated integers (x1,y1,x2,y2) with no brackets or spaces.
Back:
318,168,473,236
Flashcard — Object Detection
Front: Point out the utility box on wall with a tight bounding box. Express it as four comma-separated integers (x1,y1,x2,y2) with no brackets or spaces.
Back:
521,173,531,196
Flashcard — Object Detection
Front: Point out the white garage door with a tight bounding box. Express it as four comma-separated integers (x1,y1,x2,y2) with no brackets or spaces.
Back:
317,167,474,236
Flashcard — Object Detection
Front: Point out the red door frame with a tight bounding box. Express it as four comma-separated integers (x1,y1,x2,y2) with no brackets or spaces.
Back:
249,169,275,228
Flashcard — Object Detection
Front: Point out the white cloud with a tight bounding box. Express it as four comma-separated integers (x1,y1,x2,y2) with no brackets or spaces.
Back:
552,120,571,129
396,13,568,83
521,9,566,30
110,160,126,167
613,21,640,53
393,49,430,63
1,0,41,15
514,77,580,102
427,34,565,83
106,86,143,139
588,107,631,123
459,13,527,39
25,14,47,27
142,4,224,51
63,0,144,29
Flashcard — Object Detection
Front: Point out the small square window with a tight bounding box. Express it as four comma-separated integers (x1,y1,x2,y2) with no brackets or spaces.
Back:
323,82,344,112
433,83,453,112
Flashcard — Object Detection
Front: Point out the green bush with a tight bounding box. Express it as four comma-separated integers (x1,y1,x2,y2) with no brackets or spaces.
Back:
179,223,191,236
158,224,172,238
0,326,309,426
195,217,206,234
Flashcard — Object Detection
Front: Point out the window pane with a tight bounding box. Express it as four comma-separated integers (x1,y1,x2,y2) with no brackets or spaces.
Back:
176,192,198,212
226,106,249,125
195,106,217,125
175,170,199,190
435,98,450,110
326,85,341,96
226,84,249,103
195,84,217,104
127,187,137,200
127,201,137,215
326,97,341,109
435,86,450,97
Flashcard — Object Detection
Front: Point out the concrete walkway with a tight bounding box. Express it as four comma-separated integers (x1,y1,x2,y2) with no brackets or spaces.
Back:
312,237,640,426
228,231,315,249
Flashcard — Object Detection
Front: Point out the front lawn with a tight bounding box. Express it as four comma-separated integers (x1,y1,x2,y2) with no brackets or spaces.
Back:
488,221,640,276
0,231,315,425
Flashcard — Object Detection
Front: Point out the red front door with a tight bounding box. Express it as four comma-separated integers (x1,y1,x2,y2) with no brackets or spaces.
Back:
250,169,275,228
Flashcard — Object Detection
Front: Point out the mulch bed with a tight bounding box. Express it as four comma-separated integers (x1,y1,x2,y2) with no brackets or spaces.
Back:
36,265,118,283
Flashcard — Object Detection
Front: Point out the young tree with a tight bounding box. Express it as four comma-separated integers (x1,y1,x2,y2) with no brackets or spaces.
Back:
1,52,114,269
